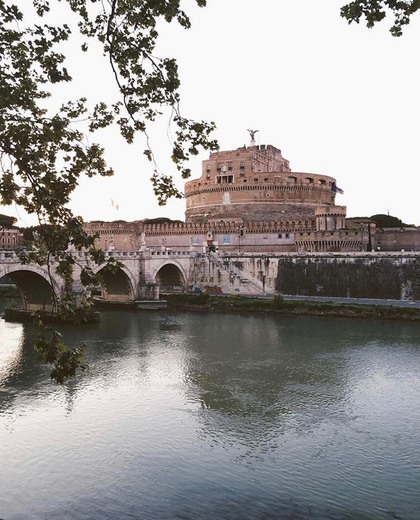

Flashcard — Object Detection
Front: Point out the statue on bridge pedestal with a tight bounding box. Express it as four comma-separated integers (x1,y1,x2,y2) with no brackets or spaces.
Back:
138,232,147,252
108,235,115,252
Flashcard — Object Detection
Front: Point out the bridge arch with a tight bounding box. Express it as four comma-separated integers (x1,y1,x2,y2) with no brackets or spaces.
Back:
93,264,136,302
0,265,60,312
152,260,188,294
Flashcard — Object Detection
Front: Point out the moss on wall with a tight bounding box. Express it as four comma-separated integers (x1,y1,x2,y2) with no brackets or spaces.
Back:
276,258,420,300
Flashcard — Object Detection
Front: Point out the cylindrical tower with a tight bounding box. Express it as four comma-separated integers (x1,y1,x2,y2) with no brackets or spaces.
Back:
184,144,344,225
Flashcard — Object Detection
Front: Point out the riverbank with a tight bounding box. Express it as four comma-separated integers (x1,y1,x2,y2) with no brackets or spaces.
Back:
164,294,420,321
2,285,420,322
1,306,101,323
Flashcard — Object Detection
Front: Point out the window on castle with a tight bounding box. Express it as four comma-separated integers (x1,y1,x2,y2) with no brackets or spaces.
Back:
216,175,233,184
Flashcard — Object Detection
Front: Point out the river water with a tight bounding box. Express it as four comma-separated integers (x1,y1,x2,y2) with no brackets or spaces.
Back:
0,302,419,520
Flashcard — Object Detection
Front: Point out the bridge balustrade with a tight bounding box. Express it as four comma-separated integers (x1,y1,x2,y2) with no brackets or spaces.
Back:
0,250,18,260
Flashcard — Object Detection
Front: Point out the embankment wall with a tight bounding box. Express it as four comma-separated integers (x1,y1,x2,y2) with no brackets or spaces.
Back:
275,254,420,300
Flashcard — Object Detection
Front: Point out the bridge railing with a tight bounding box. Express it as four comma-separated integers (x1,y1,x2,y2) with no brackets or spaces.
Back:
0,250,19,260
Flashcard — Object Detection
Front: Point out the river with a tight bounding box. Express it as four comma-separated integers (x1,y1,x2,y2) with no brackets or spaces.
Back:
0,302,419,519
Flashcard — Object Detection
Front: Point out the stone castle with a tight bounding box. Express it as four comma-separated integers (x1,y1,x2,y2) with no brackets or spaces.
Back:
1,139,419,304
85,142,375,254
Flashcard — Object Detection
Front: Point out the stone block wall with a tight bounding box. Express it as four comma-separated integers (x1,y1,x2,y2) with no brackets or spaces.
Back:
375,228,420,252
276,254,420,300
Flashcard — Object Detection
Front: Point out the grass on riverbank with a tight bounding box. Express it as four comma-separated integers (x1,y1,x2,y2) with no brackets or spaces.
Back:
165,293,420,321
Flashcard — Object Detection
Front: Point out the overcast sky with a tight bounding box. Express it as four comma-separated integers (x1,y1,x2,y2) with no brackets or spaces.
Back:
7,0,420,227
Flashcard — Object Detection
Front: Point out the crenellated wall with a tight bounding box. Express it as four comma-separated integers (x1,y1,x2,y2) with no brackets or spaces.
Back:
84,217,371,255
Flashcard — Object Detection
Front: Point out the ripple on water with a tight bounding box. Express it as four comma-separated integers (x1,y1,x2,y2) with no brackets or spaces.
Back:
0,312,419,519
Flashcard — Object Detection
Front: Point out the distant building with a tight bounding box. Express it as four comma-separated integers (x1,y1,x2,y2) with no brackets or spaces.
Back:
0,227,22,250
85,143,374,253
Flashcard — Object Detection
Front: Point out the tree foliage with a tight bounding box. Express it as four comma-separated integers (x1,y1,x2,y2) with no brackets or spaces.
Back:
341,0,420,36
0,0,218,287
0,212,16,229
33,319,88,384
0,0,218,219
0,0,218,382
370,213,407,227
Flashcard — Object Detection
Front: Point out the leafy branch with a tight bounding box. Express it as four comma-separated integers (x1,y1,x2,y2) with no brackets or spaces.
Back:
33,319,88,384
341,0,420,36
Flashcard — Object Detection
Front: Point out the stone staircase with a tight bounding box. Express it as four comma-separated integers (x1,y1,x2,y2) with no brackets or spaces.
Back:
207,253,266,295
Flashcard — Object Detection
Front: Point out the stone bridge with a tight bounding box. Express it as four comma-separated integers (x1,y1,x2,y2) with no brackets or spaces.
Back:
3,248,418,312
0,249,197,312
0,248,278,312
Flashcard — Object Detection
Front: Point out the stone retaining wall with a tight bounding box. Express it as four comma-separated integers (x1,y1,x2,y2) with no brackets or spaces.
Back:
276,254,420,300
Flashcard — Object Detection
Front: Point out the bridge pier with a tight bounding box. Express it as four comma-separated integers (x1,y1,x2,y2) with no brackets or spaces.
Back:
137,282,160,301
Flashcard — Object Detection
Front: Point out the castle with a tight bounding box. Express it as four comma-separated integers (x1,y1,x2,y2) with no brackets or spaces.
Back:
1,139,419,302
85,141,372,254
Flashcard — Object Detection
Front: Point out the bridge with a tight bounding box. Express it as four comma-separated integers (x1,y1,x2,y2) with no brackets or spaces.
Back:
0,248,276,313
3,248,418,314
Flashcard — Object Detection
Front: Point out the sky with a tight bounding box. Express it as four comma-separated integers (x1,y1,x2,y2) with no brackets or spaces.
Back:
5,0,420,227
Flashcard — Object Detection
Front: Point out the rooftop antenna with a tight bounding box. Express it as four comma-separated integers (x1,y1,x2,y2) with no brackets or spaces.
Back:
247,129,258,147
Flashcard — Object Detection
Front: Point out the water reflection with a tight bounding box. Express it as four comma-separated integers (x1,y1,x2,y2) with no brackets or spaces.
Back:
0,308,419,519
183,315,356,422
0,319,24,384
